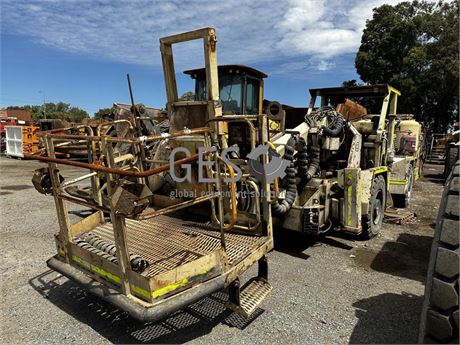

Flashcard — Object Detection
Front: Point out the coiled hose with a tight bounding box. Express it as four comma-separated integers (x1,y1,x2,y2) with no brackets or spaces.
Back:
296,137,309,177
306,139,320,181
296,134,320,182
75,232,149,273
272,137,297,215
322,116,345,137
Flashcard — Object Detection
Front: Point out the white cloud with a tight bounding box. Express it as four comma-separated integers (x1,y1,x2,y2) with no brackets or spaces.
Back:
1,0,438,75
316,59,336,71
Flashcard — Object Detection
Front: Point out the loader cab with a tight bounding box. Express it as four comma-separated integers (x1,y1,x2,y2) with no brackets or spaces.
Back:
185,65,267,156
184,65,267,115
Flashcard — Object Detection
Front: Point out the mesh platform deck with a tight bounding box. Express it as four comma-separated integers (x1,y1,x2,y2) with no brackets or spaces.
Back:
85,215,266,278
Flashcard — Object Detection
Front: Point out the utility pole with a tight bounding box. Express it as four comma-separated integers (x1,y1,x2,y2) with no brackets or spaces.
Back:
38,90,46,119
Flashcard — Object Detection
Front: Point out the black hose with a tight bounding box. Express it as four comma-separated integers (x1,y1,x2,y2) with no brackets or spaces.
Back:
296,134,320,182
272,136,297,215
306,144,320,180
322,116,345,137
296,137,309,177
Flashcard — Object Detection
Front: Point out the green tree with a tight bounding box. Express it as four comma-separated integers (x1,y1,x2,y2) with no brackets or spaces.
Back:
178,91,195,101
342,80,360,87
355,0,459,131
94,107,114,120
8,102,89,122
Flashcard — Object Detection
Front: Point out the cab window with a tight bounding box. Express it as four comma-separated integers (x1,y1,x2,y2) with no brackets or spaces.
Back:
245,77,260,114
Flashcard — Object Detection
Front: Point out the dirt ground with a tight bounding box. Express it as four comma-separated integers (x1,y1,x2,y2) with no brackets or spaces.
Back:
0,157,445,344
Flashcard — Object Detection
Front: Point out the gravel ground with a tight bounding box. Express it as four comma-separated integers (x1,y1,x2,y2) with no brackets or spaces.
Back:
0,157,445,344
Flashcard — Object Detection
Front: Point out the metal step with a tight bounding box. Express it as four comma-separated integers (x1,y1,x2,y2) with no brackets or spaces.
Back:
226,277,272,317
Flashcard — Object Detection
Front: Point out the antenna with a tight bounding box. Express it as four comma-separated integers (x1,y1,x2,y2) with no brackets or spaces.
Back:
127,73,137,115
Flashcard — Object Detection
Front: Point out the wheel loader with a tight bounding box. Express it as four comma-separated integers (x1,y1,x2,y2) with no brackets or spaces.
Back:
27,27,422,322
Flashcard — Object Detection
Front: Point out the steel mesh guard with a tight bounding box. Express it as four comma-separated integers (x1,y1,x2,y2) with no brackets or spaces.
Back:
83,215,266,278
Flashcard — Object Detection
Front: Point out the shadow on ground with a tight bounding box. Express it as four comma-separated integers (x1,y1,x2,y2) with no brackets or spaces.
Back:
422,169,445,184
353,233,432,282
273,227,357,260
0,184,33,191
29,270,263,344
350,292,423,344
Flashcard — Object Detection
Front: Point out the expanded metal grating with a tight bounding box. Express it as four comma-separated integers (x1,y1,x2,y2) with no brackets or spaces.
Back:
85,215,266,278
236,278,272,317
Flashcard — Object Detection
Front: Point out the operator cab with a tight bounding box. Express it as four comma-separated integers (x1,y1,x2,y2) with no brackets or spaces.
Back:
184,65,267,157
184,64,266,114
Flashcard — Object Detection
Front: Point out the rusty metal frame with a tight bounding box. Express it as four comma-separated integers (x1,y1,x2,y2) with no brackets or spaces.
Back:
33,27,275,316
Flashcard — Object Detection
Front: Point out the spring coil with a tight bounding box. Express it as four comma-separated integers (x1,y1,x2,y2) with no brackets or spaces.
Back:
75,232,149,273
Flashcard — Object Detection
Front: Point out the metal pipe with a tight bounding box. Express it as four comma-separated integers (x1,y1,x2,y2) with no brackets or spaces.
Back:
96,119,134,136
265,141,280,204
47,257,226,323
137,193,218,220
214,153,226,250
57,193,108,212
24,153,200,178
37,124,94,137
38,127,212,143
61,172,97,188
30,140,88,156
214,156,237,231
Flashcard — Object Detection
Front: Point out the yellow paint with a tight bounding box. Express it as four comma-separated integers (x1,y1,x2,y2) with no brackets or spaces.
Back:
67,253,212,301
71,255,121,285
390,180,407,185
387,84,401,96
373,166,387,175
346,172,353,226
130,284,151,300
152,278,189,298
151,268,210,299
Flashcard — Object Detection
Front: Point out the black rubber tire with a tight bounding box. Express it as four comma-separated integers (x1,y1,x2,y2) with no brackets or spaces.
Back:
419,161,459,343
393,164,414,208
362,175,386,239
444,143,459,178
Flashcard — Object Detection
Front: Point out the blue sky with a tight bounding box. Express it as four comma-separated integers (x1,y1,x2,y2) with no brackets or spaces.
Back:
1,0,408,115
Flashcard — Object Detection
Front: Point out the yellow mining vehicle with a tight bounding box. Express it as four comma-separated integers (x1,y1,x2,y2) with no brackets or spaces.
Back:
185,66,422,236
265,85,423,237
28,27,423,322
28,28,274,321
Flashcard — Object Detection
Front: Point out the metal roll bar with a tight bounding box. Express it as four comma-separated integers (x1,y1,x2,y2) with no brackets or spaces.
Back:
24,153,200,178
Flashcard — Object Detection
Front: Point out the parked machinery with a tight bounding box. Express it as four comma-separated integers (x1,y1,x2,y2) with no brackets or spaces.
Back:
27,28,274,322
268,85,423,238
27,28,423,322
185,69,422,237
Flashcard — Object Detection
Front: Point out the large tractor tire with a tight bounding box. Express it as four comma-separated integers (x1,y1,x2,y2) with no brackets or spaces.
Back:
393,164,414,208
419,161,459,343
444,143,459,178
362,174,386,239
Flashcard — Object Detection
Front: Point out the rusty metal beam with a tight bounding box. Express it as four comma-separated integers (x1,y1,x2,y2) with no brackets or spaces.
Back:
24,153,200,178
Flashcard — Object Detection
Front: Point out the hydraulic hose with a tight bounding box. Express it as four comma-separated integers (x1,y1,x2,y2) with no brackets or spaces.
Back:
272,136,297,215
322,116,345,137
296,137,309,177
297,134,320,182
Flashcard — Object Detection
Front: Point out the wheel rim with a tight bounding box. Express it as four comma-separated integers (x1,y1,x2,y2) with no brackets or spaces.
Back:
373,191,383,225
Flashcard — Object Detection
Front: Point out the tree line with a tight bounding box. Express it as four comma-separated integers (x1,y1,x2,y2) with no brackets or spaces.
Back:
348,0,458,132
7,102,89,122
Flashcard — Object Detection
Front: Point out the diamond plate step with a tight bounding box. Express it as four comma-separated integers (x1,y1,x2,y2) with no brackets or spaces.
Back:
226,278,272,317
